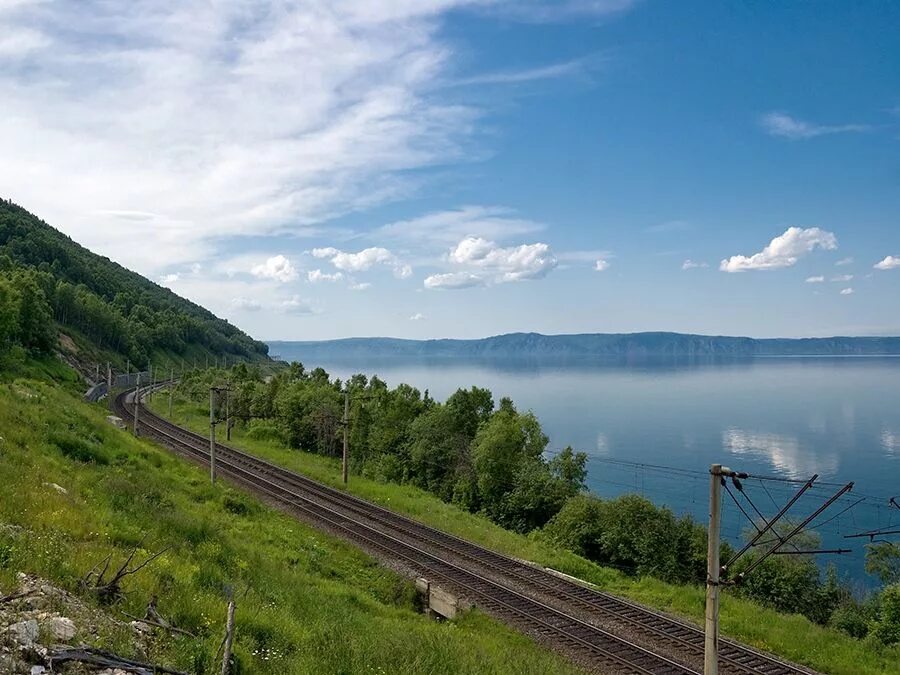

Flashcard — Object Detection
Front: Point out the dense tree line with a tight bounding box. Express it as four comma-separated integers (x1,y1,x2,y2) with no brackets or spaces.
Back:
0,199,269,364
180,363,900,645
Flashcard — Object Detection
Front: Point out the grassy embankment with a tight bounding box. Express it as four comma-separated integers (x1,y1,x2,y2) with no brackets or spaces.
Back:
0,368,580,675
150,392,900,675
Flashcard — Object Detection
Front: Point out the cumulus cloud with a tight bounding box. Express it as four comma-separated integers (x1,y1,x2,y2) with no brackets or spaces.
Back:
449,236,557,281
231,297,262,311
311,246,411,279
349,281,372,291
760,112,869,140
840,287,854,296
874,255,900,270
831,274,853,282
424,272,485,289
682,259,708,270
307,269,343,283
805,276,825,283
594,259,610,272
409,312,426,321
251,255,298,283
719,227,837,273
280,296,316,315
159,273,180,285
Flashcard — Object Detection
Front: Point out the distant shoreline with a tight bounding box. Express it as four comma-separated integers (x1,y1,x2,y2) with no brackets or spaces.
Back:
268,331,900,359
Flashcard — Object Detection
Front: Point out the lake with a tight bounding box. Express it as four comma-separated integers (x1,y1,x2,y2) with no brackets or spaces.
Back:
271,349,900,585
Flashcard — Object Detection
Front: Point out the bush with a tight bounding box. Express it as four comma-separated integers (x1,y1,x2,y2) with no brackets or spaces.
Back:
871,584,900,645
48,431,110,464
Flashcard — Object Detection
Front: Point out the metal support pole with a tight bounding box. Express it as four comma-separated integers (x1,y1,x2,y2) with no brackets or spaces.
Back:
342,389,349,485
168,367,174,418
210,388,217,485
133,373,141,437
705,464,723,675
225,389,231,441
107,362,112,389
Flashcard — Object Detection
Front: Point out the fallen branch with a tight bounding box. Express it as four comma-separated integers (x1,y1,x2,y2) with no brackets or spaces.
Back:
221,594,236,675
48,647,188,675
0,589,38,604
121,611,197,638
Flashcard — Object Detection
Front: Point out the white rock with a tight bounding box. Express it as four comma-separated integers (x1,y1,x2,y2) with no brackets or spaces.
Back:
47,616,76,641
130,620,152,635
7,619,39,648
42,482,68,495
31,666,47,675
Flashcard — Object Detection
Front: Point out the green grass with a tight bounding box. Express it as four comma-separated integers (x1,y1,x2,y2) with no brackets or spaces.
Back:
149,393,900,675
0,377,581,675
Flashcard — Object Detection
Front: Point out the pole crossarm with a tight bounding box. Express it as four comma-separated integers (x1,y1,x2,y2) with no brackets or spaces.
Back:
723,473,818,570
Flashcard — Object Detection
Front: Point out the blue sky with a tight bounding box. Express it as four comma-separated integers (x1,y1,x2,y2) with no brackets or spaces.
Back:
2,1,899,339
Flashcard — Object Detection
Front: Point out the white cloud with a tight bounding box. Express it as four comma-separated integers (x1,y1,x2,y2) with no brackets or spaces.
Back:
594,259,610,272
831,274,853,282
251,255,298,283
231,297,262,311
805,276,825,283
835,257,854,266
349,281,372,291
874,255,900,270
377,205,544,247
840,287,854,296
311,245,412,279
447,236,557,281
409,312,426,321
424,272,484,289
280,296,316,315
451,59,585,86
682,259,708,270
159,273,180,285
719,227,837,273
307,269,344,283
760,112,869,140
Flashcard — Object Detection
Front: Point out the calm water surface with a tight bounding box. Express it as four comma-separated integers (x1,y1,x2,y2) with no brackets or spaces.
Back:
275,352,900,583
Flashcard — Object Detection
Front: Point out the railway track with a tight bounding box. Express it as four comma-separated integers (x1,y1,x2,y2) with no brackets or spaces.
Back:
114,386,815,675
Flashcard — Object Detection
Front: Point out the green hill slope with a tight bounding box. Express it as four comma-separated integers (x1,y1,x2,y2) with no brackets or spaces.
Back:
0,199,269,371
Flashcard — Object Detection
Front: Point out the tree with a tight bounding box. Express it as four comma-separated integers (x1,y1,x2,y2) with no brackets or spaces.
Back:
866,542,900,586
471,406,548,520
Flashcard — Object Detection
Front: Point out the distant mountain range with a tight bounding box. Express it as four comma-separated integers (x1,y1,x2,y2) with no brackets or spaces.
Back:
269,332,900,360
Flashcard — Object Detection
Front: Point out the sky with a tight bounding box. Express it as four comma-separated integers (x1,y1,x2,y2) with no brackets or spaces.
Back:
2,0,899,340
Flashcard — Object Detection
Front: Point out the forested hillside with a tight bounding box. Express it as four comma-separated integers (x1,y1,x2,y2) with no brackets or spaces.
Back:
0,199,269,368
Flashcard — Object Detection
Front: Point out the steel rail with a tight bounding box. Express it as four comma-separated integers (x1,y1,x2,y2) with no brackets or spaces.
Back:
115,389,691,675
119,387,816,675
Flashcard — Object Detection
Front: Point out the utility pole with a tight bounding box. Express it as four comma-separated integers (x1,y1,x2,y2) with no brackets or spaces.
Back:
106,362,112,389
126,358,130,375
342,388,349,485
210,387,217,485
705,463,724,675
168,367,174,418
133,373,141,437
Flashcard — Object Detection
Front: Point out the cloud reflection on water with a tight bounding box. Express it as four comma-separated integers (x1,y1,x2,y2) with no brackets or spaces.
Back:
722,428,839,478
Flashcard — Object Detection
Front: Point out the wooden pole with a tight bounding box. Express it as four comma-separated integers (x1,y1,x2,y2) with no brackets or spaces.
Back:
133,373,141,437
106,362,112,389
342,389,349,485
220,596,236,675
210,388,217,485
705,463,723,675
